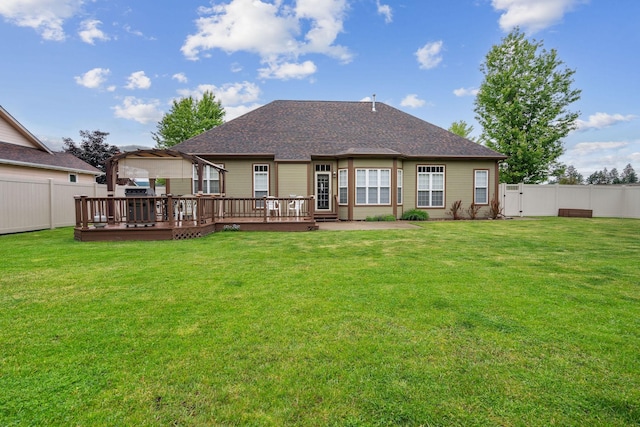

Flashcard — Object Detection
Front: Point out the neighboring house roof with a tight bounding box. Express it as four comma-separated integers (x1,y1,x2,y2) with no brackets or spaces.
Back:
0,141,102,175
0,105,101,175
174,100,507,161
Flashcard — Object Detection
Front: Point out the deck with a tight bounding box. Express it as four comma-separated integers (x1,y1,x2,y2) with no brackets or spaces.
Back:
74,195,318,241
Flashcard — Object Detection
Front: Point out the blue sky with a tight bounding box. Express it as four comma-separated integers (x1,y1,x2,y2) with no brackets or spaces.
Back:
1,0,638,177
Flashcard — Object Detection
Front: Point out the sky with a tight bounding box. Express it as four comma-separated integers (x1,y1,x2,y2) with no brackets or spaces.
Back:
1,0,638,178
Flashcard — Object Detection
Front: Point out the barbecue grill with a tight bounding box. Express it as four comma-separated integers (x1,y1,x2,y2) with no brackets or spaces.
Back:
125,187,156,227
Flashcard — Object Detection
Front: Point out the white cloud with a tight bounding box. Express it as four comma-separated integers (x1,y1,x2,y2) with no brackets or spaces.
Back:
181,0,351,80
400,94,426,108
258,60,317,80
453,87,479,97
74,67,111,89
125,71,152,90
0,0,82,41
113,97,163,124
172,73,188,83
78,19,109,44
570,141,629,156
576,112,636,131
492,0,584,33
176,81,261,106
561,139,640,176
376,0,392,23
416,41,443,70
225,103,263,121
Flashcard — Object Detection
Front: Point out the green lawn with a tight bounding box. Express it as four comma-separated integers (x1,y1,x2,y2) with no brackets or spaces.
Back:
1,218,639,426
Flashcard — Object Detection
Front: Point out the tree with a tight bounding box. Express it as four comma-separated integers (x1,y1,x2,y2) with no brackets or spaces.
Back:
609,168,621,184
621,163,638,184
550,164,583,185
152,91,225,148
587,168,610,185
474,28,581,184
448,120,475,140
63,130,119,184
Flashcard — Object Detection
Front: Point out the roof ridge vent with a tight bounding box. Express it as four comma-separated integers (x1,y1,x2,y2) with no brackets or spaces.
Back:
372,94,376,112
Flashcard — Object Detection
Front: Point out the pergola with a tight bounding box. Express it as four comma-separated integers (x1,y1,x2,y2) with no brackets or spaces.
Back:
105,149,226,194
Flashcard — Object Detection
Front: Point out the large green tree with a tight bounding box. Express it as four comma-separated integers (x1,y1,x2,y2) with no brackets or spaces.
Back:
448,120,475,141
153,91,225,148
63,130,119,184
474,29,581,184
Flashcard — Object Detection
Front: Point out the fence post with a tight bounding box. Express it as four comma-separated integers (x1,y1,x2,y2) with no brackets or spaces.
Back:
48,178,55,229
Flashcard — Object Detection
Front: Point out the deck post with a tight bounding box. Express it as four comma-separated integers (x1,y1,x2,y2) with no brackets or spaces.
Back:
107,191,116,225
197,194,204,224
80,195,90,230
74,196,82,228
309,195,315,219
167,194,175,226
263,196,268,223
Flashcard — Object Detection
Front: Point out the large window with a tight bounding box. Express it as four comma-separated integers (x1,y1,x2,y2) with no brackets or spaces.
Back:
474,170,489,205
338,169,348,205
254,164,269,207
397,169,403,205
193,165,221,194
417,165,445,207
356,169,391,205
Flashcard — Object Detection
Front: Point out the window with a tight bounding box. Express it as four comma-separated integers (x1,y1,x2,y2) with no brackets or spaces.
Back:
254,164,269,207
338,169,348,205
193,165,221,194
397,169,403,205
417,165,445,207
356,169,391,205
474,170,489,205
69,173,78,183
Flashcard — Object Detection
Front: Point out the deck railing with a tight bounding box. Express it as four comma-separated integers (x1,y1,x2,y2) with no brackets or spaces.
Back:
74,195,314,229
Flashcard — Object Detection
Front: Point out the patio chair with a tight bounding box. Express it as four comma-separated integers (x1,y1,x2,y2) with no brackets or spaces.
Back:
266,197,281,217
288,197,304,217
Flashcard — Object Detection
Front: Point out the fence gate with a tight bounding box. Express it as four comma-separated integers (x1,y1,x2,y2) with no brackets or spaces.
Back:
500,183,523,217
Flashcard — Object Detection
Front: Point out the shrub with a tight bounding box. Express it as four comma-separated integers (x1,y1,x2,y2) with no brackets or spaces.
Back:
489,197,503,219
400,209,429,221
467,203,482,220
446,200,464,220
365,214,397,222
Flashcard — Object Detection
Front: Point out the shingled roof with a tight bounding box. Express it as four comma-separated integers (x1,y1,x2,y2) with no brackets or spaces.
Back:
0,141,102,174
174,100,506,161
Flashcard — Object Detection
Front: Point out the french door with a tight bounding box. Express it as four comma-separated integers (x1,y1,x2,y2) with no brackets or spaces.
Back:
315,164,331,211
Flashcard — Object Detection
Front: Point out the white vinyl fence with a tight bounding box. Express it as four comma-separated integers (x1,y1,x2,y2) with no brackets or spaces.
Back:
0,176,107,235
500,183,640,218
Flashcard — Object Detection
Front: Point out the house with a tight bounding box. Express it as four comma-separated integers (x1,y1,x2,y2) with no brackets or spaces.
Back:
1,105,102,234
0,105,101,183
172,100,506,220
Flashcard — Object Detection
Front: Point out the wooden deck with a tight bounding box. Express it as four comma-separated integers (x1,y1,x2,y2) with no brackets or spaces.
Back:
73,195,318,241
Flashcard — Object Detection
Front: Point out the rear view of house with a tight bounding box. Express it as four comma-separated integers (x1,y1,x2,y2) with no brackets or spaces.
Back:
173,100,506,220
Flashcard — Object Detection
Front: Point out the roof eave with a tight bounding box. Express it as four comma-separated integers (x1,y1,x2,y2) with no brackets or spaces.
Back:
0,159,103,175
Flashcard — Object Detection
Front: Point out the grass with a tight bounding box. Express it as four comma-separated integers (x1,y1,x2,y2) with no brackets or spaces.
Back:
1,218,639,426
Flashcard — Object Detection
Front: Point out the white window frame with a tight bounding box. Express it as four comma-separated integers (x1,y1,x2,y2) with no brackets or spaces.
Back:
355,168,391,205
193,164,221,194
338,169,348,205
417,165,445,208
69,173,78,183
397,169,403,205
253,164,269,207
474,170,489,205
